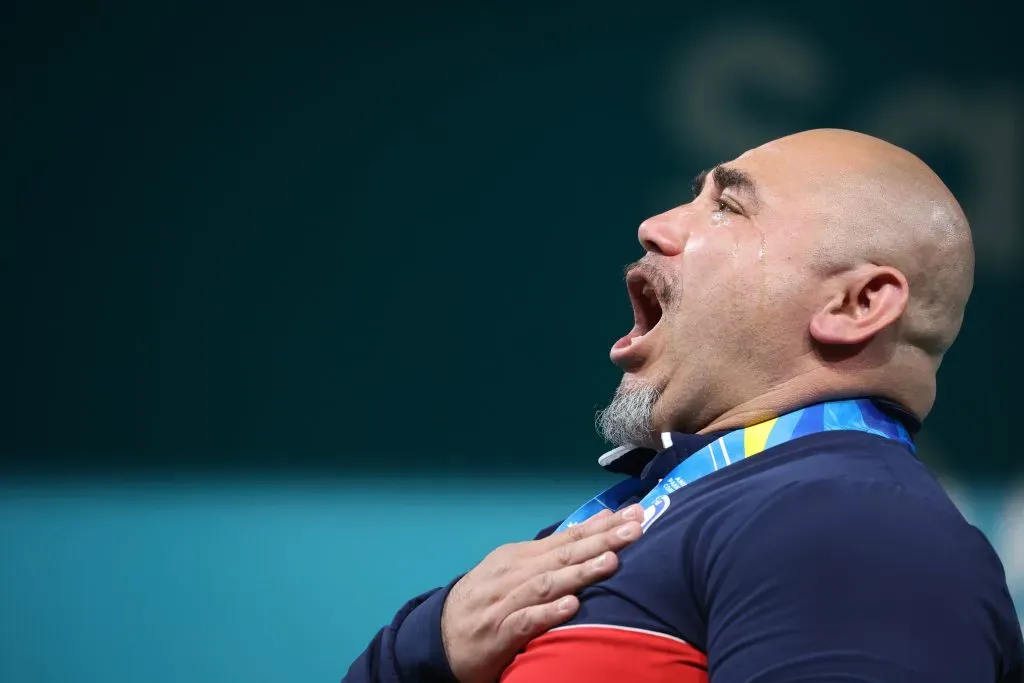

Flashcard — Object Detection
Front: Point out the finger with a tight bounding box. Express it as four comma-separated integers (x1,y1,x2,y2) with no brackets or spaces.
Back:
501,550,620,615
536,516,642,573
497,595,580,650
534,503,644,551
476,509,629,590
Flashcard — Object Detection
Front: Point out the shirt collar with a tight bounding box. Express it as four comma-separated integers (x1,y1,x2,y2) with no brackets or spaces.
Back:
598,430,726,478
872,397,921,434
596,397,921,479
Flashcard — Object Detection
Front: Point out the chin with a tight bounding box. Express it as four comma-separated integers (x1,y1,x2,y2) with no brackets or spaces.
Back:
644,382,690,439
620,367,666,391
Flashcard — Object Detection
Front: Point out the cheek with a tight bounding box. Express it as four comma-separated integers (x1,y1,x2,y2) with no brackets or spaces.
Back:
681,233,756,301
683,230,714,257
681,234,720,289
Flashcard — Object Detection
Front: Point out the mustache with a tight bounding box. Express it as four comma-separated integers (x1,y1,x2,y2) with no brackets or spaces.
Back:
623,257,675,306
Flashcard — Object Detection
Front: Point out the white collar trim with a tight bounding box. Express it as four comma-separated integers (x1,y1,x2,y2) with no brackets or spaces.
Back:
596,432,673,466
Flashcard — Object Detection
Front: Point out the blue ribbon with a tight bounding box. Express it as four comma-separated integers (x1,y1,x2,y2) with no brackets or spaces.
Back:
556,399,913,533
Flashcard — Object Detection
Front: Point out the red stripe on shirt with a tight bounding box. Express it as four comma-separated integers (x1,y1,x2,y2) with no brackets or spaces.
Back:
500,624,708,683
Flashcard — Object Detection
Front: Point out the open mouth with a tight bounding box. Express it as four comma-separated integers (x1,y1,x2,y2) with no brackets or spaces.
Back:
610,267,665,362
626,269,664,341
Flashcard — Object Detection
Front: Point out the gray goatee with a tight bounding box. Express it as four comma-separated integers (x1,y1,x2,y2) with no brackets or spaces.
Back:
595,380,661,447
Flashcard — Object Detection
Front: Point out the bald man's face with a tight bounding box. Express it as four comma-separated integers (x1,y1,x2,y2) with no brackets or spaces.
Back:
600,129,966,441
606,140,831,442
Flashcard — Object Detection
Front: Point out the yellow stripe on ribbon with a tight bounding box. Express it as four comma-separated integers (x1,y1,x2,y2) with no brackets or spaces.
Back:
743,417,778,458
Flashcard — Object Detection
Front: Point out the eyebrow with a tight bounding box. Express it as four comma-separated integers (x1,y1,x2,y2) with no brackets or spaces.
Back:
691,165,761,207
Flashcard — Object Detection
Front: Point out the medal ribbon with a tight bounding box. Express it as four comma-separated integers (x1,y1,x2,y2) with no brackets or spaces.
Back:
556,398,914,532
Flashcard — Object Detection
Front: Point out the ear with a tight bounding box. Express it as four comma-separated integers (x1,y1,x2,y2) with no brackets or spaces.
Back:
809,266,909,346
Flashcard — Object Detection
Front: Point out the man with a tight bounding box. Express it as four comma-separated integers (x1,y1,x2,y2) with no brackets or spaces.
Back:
343,129,1023,682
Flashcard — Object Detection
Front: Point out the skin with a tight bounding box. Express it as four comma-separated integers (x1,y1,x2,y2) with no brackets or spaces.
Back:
441,505,644,683
438,129,974,683
617,128,974,443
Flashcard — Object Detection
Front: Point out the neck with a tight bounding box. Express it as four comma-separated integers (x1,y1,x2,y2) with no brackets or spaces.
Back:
696,381,823,435
694,371,874,435
694,364,930,435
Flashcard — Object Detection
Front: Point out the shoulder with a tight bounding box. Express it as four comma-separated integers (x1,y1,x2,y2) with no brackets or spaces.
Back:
680,469,1024,682
703,476,1022,674
651,432,972,571
676,430,974,557
710,475,997,586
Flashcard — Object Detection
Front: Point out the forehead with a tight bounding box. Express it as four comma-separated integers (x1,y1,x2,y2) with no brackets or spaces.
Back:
725,139,842,213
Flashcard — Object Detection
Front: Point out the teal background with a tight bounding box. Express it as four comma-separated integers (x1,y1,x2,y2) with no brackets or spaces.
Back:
0,477,1020,682
2,1,1021,681
0,477,610,681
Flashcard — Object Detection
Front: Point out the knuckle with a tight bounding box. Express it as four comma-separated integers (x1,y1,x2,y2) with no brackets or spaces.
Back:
487,543,518,566
567,524,585,542
606,526,629,545
506,540,527,554
514,609,535,636
534,572,555,600
488,543,512,562
555,544,574,567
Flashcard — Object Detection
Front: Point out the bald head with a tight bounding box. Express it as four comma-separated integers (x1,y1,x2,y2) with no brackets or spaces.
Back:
771,129,975,361
733,129,975,418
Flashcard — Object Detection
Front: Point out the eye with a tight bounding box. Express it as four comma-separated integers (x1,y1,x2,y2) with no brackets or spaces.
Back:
714,199,736,214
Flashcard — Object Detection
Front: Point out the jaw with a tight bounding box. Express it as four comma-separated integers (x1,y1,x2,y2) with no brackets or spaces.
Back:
622,370,670,424
622,360,699,437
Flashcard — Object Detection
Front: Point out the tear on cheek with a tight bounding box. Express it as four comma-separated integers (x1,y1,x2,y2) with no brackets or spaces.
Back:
710,210,731,228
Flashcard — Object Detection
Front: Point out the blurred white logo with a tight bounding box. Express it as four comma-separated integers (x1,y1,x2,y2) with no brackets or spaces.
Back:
641,495,671,533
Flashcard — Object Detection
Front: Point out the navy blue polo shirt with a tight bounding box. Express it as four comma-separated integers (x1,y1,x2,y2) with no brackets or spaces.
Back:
345,402,1024,682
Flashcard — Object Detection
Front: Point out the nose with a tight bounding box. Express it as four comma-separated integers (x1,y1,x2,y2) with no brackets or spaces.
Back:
637,210,685,257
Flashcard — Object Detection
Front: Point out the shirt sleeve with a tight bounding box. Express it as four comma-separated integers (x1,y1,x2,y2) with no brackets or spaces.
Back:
342,521,563,683
342,579,460,683
704,479,1023,682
